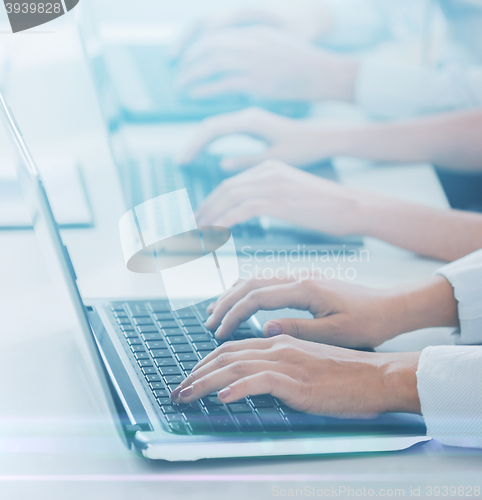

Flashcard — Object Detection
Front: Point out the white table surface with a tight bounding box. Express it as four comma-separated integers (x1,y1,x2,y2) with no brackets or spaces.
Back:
0,21,481,500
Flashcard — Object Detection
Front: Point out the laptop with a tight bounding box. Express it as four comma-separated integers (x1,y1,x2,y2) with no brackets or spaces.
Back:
78,0,310,124
1,91,430,460
75,4,364,251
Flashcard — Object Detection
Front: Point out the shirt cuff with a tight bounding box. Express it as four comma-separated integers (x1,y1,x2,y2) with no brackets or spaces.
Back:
355,59,482,118
436,250,482,345
417,346,482,448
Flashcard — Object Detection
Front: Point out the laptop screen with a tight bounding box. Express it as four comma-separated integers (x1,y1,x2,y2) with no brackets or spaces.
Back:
0,90,121,430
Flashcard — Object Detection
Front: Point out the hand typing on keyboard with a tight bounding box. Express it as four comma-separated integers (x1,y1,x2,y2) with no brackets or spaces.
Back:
170,334,422,418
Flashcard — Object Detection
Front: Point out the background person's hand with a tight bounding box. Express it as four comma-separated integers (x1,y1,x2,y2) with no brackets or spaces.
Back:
195,160,365,234
171,3,334,59
180,108,346,170
175,26,358,102
204,277,401,347
170,335,422,417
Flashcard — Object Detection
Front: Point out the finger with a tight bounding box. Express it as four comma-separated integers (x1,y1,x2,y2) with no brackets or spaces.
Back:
262,316,344,343
205,277,296,330
208,199,271,227
220,152,274,172
172,347,279,396
171,359,278,403
190,337,275,375
180,110,266,165
214,282,314,340
217,371,302,406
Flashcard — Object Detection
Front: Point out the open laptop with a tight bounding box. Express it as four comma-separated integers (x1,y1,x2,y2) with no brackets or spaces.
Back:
78,0,310,124
1,91,430,460
76,4,364,251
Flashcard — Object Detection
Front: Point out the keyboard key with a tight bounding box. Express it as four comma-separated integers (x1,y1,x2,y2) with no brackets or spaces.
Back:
122,330,138,338
127,338,142,345
167,336,189,345
145,374,162,382
157,320,179,329
150,349,173,358
127,303,149,316
184,326,205,334
153,389,169,398
164,413,184,423
233,330,256,340
176,310,197,319
137,359,153,368
149,301,171,313
193,341,215,351
188,333,210,342
120,324,135,332
284,413,325,430
168,421,188,434
157,397,173,405
197,351,211,359
178,403,203,415
210,415,238,433
187,415,212,433
141,367,158,375
179,318,200,327
171,344,194,354
227,403,252,413
205,406,229,416
133,317,155,325
162,328,183,337
141,332,163,341
176,353,198,362
113,310,127,317
250,395,276,408
201,396,223,407
196,309,210,321
256,408,288,431
159,366,182,376
110,305,125,312
180,361,198,371
161,405,179,414
117,317,132,326
134,352,150,360
137,326,160,334
154,358,178,368
150,382,167,390
130,345,146,353
145,340,167,349
237,322,252,330
234,414,263,432
153,312,174,321
164,375,184,384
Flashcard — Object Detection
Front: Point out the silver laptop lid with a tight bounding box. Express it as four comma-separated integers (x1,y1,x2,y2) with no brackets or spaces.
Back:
0,90,123,437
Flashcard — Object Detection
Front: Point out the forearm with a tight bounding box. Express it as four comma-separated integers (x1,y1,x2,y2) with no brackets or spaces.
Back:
333,111,482,170
354,194,482,261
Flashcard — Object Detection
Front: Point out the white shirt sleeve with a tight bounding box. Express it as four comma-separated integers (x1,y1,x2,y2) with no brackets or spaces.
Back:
355,60,482,118
417,346,482,448
435,249,482,345
416,250,482,448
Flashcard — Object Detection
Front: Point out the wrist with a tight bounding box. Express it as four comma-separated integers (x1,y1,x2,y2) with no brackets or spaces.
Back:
377,352,422,414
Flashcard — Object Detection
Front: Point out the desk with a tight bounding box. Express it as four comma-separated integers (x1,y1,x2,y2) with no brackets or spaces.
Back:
0,22,481,500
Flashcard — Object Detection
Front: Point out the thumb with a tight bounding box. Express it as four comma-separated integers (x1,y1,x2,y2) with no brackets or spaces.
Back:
262,317,340,343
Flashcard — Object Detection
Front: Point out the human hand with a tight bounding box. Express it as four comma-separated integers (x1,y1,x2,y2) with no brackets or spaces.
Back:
170,335,422,417
180,107,346,170
175,26,358,102
171,3,333,59
204,277,402,347
195,160,365,235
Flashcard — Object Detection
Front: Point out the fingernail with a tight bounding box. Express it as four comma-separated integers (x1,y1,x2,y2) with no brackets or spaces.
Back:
170,386,182,401
205,314,214,327
218,387,231,400
267,321,283,337
179,385,193,398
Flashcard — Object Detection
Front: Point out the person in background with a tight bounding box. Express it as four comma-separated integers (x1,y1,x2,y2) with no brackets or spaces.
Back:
171,249,482,450
175,0,482,211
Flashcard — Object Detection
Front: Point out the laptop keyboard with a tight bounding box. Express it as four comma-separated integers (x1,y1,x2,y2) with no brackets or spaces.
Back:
108,299,324,435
